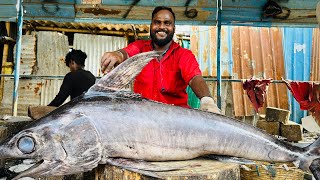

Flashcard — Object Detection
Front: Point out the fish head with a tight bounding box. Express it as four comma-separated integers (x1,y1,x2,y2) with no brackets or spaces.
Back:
0,112,102,179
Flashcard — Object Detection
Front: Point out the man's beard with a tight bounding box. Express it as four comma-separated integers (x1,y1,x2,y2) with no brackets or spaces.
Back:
150,30,174,47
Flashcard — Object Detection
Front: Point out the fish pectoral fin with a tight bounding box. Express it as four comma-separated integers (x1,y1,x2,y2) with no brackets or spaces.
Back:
204,155,256,165
106,158,163,178
120,167,163,179
88,51,160,93
106,158,183,172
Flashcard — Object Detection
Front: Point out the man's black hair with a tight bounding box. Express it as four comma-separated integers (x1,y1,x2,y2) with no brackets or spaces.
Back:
152,6,175,21
65,49,87,67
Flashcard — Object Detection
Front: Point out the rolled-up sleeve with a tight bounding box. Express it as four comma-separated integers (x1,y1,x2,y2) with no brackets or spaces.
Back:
179,50,202,84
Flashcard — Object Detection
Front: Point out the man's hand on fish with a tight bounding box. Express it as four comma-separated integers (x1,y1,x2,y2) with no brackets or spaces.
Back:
200,96,221,114
100,50,125,73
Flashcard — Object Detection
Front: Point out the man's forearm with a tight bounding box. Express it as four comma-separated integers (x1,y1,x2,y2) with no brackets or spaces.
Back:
189,75,211,99
189,75,221,113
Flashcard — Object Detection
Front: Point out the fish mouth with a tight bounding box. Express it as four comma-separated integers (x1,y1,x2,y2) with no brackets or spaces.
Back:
11,159,54,180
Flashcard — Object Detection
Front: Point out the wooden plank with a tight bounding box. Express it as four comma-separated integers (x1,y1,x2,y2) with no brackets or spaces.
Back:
100,0,197,6
28,105,57,120
95,158,240,180
24,0,74,4
0,5,17,19
0,116,32,137
23,3,75,20
0,0,16,4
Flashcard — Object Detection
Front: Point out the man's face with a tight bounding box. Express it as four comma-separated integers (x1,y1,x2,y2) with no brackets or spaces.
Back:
69,60,77,72
150,9,175,47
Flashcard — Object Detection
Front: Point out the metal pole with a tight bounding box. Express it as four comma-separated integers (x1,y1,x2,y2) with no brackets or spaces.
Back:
216,0,222,109
12,0,23,116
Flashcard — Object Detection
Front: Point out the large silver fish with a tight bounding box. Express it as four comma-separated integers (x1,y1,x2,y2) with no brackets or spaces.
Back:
1,51,320,179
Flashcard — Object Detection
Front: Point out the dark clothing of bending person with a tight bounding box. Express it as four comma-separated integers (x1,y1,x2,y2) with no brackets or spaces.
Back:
48,49,96,107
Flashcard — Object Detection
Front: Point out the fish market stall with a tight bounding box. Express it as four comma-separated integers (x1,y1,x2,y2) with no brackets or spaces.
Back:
0,0,319,180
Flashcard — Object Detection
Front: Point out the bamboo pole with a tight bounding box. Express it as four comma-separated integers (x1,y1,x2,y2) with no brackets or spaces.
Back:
0,22,11,103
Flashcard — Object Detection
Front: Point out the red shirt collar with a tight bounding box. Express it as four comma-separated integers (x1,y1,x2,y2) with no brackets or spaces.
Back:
145,40,180,54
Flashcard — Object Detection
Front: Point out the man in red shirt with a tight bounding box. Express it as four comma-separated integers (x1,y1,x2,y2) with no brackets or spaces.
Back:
100,6,220,113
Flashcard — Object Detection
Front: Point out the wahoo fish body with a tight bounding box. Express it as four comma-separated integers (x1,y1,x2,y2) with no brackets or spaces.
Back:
1,51,320,179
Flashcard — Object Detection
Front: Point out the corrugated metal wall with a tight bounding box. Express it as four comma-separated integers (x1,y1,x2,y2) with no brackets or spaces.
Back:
190,26,232,77
311,28,320,82
1,32,128,116
190,25,319,122
232,27,289,116
1,26,318,120
36,31,69,76
0,78,63,115
189,26,235,115
1,78,41,115
283,27,313,123
190,26,289,117
1,32,69,116
73,33,127,76
13,34,37,75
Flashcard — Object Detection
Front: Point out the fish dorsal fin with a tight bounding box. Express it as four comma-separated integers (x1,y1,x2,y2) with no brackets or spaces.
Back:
88,51,160,93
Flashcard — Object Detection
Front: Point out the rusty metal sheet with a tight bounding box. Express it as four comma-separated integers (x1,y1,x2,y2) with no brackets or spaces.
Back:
0,78,64,116
231,27,288,116
73,33,127,76
190,26,232,77
40,79,66,106
35,31,69,76
190,26,288,117
311,28,320,81
13,35,37,75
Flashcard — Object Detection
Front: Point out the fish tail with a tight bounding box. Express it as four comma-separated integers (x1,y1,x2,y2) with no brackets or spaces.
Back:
309,158,320,180
301,137,320,180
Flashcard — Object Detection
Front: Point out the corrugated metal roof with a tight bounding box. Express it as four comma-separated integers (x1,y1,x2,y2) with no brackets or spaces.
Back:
24,20,149,34
73,33,127,76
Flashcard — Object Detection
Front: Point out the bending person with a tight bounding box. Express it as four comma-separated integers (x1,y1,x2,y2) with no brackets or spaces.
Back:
48,49,96,107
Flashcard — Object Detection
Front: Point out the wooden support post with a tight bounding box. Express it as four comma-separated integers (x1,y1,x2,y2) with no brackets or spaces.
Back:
0,22,12,103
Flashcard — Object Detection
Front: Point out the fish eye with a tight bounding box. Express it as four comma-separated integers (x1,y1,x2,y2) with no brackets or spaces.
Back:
18,136,35,154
